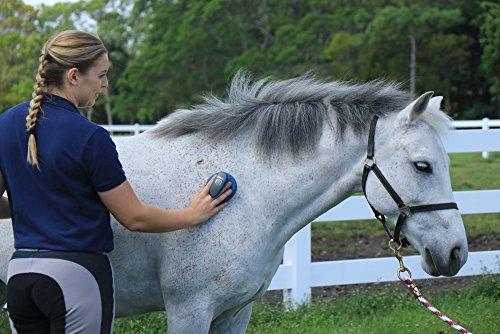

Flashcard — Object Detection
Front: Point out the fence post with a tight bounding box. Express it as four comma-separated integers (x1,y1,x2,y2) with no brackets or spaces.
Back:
283,223,311,308
482,118,490,159
134,123,140,136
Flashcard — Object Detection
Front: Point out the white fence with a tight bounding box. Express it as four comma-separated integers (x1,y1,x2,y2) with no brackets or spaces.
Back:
103,118,500,135
104,119,500,306
452,118,500,159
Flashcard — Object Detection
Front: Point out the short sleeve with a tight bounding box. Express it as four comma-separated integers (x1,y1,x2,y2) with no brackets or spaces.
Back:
83,127,127,192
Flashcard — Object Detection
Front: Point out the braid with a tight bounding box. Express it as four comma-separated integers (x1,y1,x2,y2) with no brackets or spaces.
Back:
26,51,48,168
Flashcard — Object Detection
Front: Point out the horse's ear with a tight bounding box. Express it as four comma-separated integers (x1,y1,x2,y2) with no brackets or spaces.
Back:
428,96,443,112
401,91,434,123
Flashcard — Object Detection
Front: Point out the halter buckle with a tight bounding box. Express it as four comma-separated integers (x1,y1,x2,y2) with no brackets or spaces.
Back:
398,204,411,216
364,157,376,168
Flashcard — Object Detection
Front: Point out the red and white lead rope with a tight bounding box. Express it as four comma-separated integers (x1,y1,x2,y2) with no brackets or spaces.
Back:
403,277,472,334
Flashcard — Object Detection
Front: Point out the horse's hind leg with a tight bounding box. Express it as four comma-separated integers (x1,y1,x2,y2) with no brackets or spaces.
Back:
209,303,253,334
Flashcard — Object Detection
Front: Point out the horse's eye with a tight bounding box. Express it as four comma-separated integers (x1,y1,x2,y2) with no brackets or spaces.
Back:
414,161,432,173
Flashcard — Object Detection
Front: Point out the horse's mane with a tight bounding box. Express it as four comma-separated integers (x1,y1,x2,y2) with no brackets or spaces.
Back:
149,71,450,156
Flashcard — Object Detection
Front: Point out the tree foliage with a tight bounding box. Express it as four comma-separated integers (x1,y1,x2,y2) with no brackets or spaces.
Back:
0,0,498,122
0,0,38,112
477,2,500,105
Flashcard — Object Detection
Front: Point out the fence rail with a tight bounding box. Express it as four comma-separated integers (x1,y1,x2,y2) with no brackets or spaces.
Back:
105,119,500,307
452,118,500,129
102,118,500,135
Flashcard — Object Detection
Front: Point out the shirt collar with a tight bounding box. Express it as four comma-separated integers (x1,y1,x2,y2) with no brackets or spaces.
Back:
43,93,80,114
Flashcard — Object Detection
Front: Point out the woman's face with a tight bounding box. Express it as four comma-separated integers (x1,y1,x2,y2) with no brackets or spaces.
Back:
75,53,109,108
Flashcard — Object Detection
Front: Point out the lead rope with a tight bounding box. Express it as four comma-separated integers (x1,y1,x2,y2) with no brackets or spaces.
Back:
389,240,472,334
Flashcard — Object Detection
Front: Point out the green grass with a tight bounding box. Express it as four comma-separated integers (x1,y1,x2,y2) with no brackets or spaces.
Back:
245,275,499,334
449,152,500,190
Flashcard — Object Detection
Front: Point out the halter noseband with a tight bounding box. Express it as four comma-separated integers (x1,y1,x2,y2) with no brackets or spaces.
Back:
361,115,458,247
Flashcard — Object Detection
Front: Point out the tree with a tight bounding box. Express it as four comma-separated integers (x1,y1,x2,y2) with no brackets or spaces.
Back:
1,0,496,120
477,1,500,115
364,2,464,100
85,0,137,124
0,0,38,112
117,0,354,121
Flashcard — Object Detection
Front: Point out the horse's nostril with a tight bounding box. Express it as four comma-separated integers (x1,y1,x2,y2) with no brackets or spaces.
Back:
450,246,460,261
424,248,435,268
449,246,462,274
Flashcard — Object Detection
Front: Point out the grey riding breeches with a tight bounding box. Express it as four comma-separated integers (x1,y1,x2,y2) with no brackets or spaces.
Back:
6,250,114,334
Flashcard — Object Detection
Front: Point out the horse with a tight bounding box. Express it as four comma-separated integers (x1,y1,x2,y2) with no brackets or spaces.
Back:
0,72,468,333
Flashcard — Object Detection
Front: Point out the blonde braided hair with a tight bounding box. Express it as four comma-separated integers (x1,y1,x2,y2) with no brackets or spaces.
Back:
25,30,107,168
26,48,49,167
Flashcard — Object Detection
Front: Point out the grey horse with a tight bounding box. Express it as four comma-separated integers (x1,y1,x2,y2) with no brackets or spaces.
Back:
0,72,468,333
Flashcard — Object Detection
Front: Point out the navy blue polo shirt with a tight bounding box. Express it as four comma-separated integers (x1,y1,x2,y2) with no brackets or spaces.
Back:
0,94,126,252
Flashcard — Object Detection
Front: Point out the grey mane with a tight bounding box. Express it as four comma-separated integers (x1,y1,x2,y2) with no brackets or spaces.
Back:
149,71,410,156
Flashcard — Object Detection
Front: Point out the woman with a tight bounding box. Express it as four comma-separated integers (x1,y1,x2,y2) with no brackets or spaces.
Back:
0,30,231,333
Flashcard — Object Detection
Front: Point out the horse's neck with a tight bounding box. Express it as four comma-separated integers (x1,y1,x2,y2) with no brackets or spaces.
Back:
244,125,369,250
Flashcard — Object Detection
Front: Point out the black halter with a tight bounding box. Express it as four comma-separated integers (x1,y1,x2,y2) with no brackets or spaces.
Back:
361,115,458,247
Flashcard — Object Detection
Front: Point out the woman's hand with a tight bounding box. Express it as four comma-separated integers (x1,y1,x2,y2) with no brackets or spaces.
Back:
185,179,232,226
0,171,10,219
0,196,10,219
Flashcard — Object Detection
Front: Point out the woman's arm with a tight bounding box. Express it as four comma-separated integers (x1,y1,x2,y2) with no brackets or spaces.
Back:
98,179,231,233
0,171,11,219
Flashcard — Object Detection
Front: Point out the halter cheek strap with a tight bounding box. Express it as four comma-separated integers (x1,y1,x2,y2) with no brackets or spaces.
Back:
361,116,458,247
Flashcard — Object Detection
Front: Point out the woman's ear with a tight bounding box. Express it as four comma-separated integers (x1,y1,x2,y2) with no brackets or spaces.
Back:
66,68,79,86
